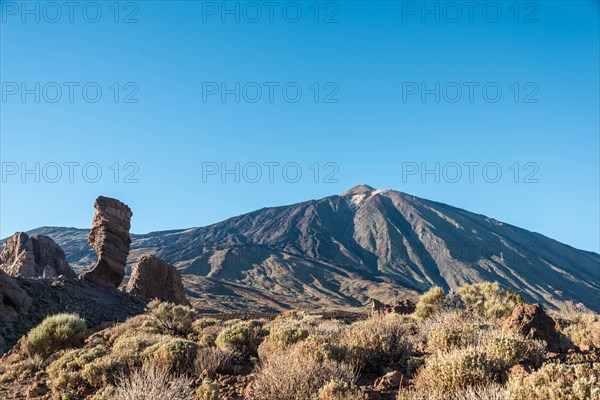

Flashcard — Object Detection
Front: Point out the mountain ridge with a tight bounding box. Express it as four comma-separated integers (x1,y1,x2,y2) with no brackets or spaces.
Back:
4,186,599,313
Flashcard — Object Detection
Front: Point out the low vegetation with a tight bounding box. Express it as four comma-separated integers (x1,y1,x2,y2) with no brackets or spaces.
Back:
0,282,598,399
25,313,87,356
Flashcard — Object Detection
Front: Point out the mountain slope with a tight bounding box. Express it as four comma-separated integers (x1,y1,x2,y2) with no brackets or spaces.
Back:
19,185,600,312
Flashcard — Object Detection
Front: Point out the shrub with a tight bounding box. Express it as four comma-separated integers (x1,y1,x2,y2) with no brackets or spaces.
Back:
215,320,266,357
47,346,112,396
192,318,220,334
415,287,446,319
294,335,347,363
560,313,600,350
196,378,220,400
483,331,545,368
145,338,199,374
194,347,235,375
257,323,309,361
250,343,356,400
427,320,479,352
507,362,600,400
81,356,126,388
458,282,523,320
146,301,198,336
111,332,166,367
0,354,44,382
25,313,87,356
313,320,347,338
397,382,508,400
112,363,192,400
317,379,366,400
340,313,412,372
413,348,498,393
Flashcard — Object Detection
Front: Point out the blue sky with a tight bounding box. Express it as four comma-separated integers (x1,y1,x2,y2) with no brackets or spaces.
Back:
1,0,599,252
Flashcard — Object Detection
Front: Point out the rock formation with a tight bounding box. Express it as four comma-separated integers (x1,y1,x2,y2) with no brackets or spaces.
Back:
81,196,133,289
503,303,563,352
0,232,75,278
371,298,416,315
0,269,31,326
126,255,189,305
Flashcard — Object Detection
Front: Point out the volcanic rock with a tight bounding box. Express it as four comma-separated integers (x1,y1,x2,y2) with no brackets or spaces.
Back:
81,196,133,289
502,303,563,352
0,269,31,326
126,255,189,305
371,298,415,315
0,232,75,278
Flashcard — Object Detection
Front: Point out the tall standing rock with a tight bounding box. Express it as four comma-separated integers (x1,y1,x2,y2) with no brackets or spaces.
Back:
125,255,190,305
0,232,76,278
81,196,133,289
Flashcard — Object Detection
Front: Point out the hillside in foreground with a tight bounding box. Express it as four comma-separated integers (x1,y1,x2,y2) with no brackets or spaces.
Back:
0,282,598,399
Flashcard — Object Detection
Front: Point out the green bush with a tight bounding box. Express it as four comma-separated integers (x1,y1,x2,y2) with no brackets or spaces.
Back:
144,338,199,374
215,320,266,357
458,282,523,319
146,300,198,336
26,313,87,356
415,287,446,319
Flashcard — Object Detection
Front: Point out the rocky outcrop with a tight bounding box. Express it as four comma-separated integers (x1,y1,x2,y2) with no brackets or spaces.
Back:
81,196,133,289
0,269,31,326
0,232,75,278
371,298,416,315
125,255,189,305
503,303,563,352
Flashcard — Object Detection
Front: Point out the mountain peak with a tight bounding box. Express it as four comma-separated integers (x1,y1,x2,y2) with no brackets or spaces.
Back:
341,184,376,197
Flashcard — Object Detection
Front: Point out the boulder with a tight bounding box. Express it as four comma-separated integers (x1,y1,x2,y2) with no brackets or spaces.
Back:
81,196,133,289
0,269,31,326
0,232,75,278
125,255,189,305
502,303,562,352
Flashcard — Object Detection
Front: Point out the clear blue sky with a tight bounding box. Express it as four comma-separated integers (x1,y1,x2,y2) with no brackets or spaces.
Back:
1,1,599,252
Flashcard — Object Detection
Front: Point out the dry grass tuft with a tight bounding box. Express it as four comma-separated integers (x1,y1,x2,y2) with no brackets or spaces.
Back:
194,346,235,375
340,313,413,372
250,342,357,400
112,362,192,400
